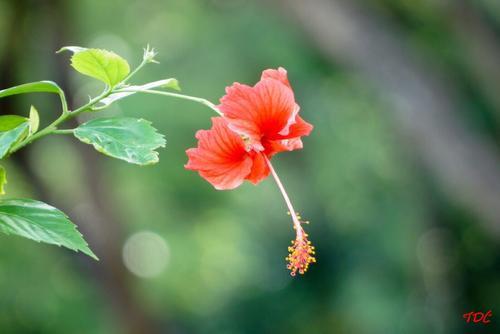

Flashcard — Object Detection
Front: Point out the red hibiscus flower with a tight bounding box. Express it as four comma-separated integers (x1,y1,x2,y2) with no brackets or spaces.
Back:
185,68,316,276
185,68,313,190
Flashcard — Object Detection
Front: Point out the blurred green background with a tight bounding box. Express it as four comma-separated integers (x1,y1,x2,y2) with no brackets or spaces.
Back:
1,0,499,333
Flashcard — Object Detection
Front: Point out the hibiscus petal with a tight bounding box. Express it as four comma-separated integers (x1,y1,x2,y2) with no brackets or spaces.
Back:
219,78,296,149
278,115,314,140
261,68,297,135
261,67,291,88
263,139,301,156
264,115,314,155
185,117,253,190
245,152,270,184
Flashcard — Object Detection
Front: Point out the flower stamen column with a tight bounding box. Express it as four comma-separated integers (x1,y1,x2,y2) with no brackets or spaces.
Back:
265,156,316,276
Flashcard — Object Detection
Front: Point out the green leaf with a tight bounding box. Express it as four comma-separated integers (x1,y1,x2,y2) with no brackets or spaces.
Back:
0,115,28,131
0,81,63,99
61,47,130,87
0,199,97,259
74,117,166,165
0,166,6,195
28,105,40,134
97,78,180,109
0,122,29,159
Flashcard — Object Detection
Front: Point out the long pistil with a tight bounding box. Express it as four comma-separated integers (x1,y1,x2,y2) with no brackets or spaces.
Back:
265,156,316,276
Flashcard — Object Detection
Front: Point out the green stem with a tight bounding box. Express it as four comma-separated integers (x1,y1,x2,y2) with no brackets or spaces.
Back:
9,88,111,153
116,88,222,116
8,57,221,155
8,53,152,155
121,58,147,85
58,90,69,115
52,129,74,135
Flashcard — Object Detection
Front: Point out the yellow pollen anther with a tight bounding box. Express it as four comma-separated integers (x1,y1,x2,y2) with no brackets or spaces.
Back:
286,224,316,276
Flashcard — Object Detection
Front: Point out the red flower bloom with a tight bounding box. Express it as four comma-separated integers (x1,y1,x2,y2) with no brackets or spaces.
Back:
185,117,269,190
185,68,313,190
185,68,317,276
219,67,313,156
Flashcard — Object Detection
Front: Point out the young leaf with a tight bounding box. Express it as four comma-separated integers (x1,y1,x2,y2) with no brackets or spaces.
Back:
0,122,29,159
0,81,64,99
57,46,86,54
62,47,130,87
0,166,6,195
0,115,28,131
161,78,180,91
0,199,97,259
29,105,40,134
74,117,166,165
97,78,180,109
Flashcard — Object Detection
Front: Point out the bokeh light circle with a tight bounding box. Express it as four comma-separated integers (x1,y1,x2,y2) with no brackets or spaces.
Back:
122,231,170,278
